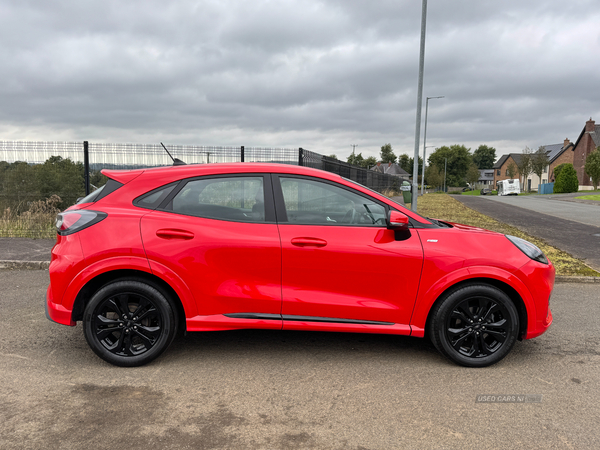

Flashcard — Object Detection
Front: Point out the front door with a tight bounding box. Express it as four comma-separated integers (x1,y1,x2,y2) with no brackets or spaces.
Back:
273,175,423,326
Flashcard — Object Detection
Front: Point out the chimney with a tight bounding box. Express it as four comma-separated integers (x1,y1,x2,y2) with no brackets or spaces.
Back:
586,118,595,132
564,138,570,148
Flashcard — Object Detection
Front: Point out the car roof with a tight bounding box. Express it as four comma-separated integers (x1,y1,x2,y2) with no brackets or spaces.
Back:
102,162,344,184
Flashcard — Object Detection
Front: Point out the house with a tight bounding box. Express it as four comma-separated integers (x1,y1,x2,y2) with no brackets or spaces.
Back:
526,139,574,191
477,169,494,188
493,154,522,188
571,118,600,189
371,162,410,180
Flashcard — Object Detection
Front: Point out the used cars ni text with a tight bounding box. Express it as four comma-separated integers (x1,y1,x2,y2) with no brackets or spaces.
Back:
46,163,554,367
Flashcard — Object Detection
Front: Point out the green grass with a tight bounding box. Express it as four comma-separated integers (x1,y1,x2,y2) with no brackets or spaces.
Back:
575,194,600,201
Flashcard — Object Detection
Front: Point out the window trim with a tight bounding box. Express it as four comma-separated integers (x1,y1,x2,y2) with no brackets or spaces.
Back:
149,173,276,223
271,174,390,227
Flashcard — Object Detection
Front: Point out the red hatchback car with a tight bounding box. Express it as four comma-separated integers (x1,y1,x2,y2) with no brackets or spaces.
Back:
46,163,554,367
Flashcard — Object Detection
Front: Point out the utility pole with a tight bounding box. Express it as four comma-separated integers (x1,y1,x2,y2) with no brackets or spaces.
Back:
411,0,428,212
421,95,444,195
351,144,358,155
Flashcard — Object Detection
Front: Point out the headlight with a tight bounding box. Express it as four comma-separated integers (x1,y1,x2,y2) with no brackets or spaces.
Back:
506,235,548,264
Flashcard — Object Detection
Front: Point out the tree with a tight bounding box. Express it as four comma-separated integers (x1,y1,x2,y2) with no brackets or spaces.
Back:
516,147,532,191
2,161,39,213
327,154,338,160
554,164,579,193
425,165,443,190
398,154,411,173
507,162,518,179
347,152,365,167
531,146,550,187
472,145,497,169
427,145,473,187
466,163,480,188
380,144,397,164
35,156,85,209
364,156,377,168
552,163,568,182
584,147,600,190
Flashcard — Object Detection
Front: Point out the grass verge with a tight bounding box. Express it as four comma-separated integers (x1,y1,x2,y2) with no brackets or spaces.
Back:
575,194,600,201
414,193,600,277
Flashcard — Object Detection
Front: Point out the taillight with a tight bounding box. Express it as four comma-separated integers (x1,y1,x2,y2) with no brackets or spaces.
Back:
55,210,107,236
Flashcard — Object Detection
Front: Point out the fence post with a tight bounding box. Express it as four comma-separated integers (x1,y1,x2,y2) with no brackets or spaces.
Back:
83,141,90,195
241,146,245,162
299,148,304,166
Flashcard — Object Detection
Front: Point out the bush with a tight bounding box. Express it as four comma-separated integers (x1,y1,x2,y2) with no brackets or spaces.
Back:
553,164,579,193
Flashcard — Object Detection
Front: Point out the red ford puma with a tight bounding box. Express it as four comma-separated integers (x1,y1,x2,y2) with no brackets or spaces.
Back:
46,163,553,367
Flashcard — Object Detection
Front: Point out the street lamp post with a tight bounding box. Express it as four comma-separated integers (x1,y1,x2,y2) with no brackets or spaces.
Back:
411,0,428,212
421,95,444,195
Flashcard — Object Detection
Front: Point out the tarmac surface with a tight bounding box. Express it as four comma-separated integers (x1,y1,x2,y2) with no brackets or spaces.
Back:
1,270,600,449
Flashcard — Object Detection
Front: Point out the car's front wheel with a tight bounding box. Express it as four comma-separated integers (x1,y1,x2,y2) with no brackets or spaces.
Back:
83,279,177,367
429,284,519,367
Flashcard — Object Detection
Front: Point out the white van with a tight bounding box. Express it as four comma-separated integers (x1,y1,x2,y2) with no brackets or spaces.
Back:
497,179,521,196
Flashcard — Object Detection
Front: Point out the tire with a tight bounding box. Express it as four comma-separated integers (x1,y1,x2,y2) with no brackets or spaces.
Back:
83,280,177,367
429,284,519,367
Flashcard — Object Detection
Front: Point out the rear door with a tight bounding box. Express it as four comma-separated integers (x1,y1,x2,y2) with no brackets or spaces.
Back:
139,174,282,324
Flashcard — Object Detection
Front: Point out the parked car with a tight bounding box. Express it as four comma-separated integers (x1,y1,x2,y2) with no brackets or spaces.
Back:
46,163,554,367
480,188,492,195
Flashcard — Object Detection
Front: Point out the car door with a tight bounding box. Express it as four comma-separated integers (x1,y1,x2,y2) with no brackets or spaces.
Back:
273,175,424,328
139,174,282,326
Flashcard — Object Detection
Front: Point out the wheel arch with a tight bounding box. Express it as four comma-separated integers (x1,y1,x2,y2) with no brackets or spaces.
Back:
423,277,528,340
71,269,187,333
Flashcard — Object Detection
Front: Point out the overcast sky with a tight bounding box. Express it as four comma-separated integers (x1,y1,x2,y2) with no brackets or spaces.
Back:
1,0,599,161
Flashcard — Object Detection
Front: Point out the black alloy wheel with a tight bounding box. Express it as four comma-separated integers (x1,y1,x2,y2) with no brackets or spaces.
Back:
429,284,519,367
83,280,177,367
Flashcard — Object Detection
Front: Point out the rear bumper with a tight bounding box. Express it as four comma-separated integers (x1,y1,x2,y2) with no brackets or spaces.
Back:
46,285,76,326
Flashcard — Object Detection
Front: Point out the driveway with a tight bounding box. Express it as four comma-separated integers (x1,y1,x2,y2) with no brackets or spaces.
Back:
454,194,600,271
1,270,600,449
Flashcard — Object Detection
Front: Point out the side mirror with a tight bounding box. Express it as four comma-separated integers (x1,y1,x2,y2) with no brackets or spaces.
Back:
387,210,409,230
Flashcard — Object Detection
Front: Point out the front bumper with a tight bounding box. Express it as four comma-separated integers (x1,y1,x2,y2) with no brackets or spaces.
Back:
516,258,555,340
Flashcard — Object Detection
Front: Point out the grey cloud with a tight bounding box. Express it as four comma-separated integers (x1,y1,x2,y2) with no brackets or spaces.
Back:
1,0,599,159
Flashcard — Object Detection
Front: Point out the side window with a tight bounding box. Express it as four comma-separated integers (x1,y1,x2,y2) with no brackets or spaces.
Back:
169,176,265,222
279,177,386,226
134,182,177,210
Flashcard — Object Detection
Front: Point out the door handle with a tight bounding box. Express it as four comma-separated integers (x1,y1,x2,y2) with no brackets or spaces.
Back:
291,237,327,247
156,229,195,240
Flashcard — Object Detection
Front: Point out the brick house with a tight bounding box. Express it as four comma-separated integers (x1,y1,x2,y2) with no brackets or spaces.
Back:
548,139,575,182
526,139,574,190
572,118,600,188
493,154,521,188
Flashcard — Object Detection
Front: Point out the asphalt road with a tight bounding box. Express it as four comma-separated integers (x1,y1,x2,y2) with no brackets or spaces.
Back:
454,195,600,271
478,193,600,227
1,270,599,449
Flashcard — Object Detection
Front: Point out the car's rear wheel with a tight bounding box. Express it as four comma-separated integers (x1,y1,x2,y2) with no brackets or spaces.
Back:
83,280,177,367
429,284,519,367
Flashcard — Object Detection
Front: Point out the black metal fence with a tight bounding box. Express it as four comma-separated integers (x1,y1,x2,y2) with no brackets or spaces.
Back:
0,140,402,238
